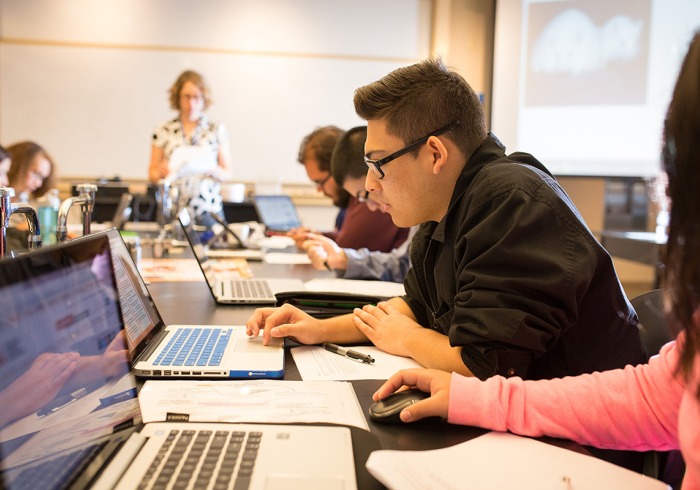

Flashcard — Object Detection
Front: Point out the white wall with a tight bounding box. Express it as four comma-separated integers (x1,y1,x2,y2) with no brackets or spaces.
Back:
0,0,431,183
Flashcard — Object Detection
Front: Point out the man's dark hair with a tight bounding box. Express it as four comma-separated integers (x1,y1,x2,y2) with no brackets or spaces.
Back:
297,125,345,171
353,58,487,161
331,126,367,186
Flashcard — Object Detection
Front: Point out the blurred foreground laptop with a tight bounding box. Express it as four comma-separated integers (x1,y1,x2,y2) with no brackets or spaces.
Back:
178,208,304,305
0,234,356,489
252,195,303,234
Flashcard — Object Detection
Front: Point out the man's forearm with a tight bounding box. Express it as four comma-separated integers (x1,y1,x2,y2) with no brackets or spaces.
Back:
321,313,370,344
404,328,473,376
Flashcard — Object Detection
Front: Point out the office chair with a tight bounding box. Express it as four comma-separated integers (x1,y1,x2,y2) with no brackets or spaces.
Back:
630,288,673,357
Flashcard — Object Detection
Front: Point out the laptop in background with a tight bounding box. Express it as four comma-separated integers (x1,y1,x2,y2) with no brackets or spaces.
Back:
178,208,304,305
0,234,357,489
204,211,266,261
252,195,303,233
110,192,133,231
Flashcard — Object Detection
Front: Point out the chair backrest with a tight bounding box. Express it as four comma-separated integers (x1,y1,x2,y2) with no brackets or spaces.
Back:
630,289,673,357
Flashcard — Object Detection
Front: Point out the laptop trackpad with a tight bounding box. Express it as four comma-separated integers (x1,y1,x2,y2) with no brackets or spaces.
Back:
266,475,346,489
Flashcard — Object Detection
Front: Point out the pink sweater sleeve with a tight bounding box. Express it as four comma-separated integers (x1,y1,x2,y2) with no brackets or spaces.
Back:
448,340,684,452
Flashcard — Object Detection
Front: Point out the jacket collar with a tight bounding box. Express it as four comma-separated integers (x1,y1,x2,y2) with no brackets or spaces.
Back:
430,133,507,242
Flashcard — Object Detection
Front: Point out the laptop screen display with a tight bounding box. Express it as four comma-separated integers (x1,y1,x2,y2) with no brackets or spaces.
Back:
253,195,302,232
105,231,164,358
0,234,139,484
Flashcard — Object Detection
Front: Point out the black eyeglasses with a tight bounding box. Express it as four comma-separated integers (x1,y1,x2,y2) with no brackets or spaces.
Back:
364,121,459,179
315,173,332,189
356,190,370,202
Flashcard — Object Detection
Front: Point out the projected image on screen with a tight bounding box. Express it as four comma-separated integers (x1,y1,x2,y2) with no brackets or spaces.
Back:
525,0,651,106
493,0,700,177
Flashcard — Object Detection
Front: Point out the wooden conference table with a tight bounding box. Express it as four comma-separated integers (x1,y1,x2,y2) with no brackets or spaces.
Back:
145,250,588,488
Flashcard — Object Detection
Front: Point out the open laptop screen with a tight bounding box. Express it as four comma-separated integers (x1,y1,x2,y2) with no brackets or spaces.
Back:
252,195,302,232
0,234,137,484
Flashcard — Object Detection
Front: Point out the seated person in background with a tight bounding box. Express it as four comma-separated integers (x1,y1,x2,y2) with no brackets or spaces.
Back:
0,145,11,186
302,126,416,282
148,70,231,225
291,125,348,236
6,141,57,251
7,141,56,202
372,33,700,489
291,125,409,252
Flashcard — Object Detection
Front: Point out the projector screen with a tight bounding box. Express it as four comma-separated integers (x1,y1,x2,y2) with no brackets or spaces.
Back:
492,0,700,178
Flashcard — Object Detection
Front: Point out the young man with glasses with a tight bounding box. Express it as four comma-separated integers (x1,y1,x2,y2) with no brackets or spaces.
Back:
291,125,408,253
302,126,417,282
248,59,645,387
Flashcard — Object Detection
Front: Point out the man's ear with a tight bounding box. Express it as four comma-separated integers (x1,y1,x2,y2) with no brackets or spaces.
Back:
426,136,449,175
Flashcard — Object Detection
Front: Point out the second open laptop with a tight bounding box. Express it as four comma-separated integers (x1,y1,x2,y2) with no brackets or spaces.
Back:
0,233,356,489
178,208,304,305
100,228,286,379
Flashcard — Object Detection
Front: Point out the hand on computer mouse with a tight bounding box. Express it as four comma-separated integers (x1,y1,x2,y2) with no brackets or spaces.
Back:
368,388,430,423
372,369,452,422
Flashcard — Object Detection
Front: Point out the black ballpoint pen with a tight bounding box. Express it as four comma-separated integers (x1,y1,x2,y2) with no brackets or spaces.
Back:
322,342,375,364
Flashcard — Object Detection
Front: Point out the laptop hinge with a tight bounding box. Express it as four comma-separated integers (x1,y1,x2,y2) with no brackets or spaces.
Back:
135,327,169,364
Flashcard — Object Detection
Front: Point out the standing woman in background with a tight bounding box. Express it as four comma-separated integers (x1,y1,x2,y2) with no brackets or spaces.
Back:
7,141,56,202
148,70,232,222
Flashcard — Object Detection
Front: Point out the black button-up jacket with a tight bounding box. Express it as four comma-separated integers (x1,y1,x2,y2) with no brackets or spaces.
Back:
403,133,646,380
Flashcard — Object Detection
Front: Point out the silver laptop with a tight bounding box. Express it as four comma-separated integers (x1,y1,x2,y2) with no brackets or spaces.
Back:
178,208,304,305
96,229,284,379
252,194,303,233
0,236,357,489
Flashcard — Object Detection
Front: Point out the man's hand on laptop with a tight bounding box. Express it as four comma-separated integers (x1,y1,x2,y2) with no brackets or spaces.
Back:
246,303,327,346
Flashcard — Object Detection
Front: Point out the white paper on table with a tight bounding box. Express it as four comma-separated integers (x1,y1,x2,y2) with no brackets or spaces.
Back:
263,252,312,265
366,431,669,490
304,278,405,297
291,346,423,381
138,379,368,430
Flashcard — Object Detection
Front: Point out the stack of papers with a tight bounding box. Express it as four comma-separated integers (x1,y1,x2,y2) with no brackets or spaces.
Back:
138,379,368,430
366,432,669,490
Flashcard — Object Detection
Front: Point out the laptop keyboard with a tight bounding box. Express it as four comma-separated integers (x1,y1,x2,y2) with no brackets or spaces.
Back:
7,441,107,490
221,279,273,300
139,429,261,490
154,328,232,367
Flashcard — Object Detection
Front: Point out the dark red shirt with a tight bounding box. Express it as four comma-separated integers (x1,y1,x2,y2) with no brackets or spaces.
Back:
327,197,408,252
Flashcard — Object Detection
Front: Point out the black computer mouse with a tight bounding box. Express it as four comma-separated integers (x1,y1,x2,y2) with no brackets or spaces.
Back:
368,388,430,424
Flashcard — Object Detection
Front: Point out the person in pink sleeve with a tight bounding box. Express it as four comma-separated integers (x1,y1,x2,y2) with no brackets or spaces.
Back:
373,31,700,490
